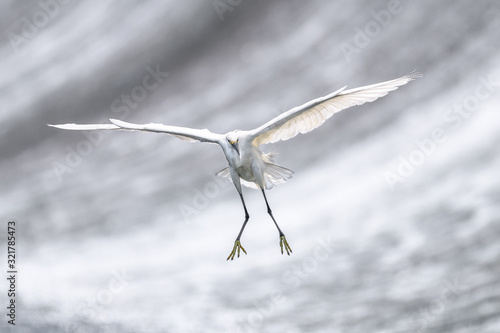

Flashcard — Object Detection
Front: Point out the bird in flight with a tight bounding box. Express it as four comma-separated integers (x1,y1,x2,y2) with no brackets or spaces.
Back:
49,72,421,260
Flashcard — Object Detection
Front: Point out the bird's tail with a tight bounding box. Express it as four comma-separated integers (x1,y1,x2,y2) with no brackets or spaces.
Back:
260,152,294,189
216,162,294,190
216,167,260,189
262,162,294,189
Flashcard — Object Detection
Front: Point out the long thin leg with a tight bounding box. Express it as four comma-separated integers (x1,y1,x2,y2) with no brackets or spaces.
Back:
227,192,250,260
235,192,250,241
262,190,292,255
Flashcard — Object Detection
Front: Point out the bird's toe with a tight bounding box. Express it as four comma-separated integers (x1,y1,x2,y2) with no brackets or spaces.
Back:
280,235,293,256
227,240,247,261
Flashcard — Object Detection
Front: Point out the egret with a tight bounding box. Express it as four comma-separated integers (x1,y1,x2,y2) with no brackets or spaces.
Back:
49,72,421,260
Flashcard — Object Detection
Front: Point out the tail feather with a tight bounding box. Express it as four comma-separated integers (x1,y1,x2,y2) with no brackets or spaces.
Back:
216,163,294,190
263,162,294,187
215,167,231,179
215,167,260,189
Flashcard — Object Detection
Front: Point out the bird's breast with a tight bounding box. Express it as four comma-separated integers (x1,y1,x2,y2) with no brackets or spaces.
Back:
233,151,257,182
235,165,254,182
224,143,263,183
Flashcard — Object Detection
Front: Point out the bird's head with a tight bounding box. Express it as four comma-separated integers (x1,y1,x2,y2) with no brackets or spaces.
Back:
226,131,240,155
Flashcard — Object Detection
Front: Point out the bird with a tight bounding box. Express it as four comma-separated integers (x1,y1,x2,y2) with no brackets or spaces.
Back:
49,72,421,260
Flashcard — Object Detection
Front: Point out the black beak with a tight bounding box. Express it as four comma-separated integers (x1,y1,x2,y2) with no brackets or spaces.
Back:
231,142,240,155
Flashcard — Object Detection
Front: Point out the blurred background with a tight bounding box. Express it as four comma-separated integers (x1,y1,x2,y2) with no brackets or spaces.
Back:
1,0,499,332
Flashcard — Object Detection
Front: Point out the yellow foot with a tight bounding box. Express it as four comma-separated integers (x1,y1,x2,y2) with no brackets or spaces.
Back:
280,235,293,255
227,240,247,261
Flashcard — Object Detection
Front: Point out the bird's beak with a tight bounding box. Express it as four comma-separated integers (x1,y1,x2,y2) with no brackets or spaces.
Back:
231,141,240,155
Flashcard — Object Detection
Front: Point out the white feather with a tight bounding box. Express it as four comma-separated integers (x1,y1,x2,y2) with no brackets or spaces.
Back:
249,72,422,145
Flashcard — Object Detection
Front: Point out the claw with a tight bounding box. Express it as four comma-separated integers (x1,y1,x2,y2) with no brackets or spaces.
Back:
280,235,293,256
227,240,247,261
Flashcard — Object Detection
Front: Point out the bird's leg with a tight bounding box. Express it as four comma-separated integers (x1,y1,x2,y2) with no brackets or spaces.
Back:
227,192,250,260
261,190,292,255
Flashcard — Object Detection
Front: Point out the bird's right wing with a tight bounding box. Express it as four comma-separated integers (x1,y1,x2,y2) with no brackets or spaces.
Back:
48,119,223,144
248,72,421,146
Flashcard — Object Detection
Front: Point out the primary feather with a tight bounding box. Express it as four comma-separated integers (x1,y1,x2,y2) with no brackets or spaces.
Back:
249,72,422,145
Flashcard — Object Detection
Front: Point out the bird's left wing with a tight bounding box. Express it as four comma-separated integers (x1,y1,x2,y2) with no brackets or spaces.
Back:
248,72,421,146
48,119,223,144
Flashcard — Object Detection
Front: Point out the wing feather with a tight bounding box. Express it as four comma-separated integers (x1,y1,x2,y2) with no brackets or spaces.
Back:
48,119,223,144
250,72,421,145
108,119,222,143
48,123,120,130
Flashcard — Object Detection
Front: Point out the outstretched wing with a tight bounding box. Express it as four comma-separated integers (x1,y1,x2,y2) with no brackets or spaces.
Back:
48,123,120,130
249,72,422,145
48,118,223,143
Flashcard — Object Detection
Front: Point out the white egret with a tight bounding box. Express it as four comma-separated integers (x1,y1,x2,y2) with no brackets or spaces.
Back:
49,72,421,260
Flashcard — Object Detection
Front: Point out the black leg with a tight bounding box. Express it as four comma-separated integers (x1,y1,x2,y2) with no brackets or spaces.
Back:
261,190,292,255
235,192,250,241
227,192,250,260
